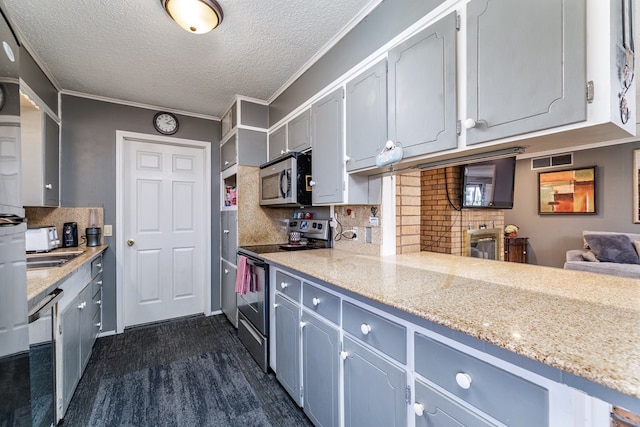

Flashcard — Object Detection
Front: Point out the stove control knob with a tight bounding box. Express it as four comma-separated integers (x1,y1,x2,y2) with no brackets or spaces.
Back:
360,323,372,335
312,297,320,306
280,282,288,289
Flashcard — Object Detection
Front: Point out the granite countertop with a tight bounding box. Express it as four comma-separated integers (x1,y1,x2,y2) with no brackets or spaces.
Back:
260,249,640,401
27,245,108,311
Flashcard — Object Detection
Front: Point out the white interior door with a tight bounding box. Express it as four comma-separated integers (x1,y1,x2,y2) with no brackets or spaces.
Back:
123,139,205,327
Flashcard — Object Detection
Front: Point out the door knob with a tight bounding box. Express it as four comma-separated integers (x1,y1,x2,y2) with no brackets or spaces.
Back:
127,239,135,246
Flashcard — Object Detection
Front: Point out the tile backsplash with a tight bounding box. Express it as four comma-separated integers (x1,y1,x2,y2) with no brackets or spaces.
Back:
25,207,104,245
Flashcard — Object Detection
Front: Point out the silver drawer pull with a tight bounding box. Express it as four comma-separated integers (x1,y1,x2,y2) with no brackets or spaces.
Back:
280,282,288,289
95,322,101,328
97,281,103,286
77,301,86,310
97,263,102,268
413,403,425,417
224,160,229,165
45,184,53,189
455,372,472,389
223,229,230,234
360,323,371,335
312,297,320,306
340,351,348,360
95,300,101,305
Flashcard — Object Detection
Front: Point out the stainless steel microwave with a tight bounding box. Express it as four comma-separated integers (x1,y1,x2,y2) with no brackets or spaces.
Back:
259,152,312,207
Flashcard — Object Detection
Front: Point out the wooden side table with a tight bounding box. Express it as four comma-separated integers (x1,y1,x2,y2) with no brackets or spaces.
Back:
504,237,529,263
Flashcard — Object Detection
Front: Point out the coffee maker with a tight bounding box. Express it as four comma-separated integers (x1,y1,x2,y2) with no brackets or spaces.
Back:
62,222,79,247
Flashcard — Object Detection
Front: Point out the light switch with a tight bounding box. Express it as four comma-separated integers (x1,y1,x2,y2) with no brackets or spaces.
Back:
104,224,113,236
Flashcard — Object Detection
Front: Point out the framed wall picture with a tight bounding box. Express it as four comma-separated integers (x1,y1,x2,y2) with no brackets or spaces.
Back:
538,166,596,214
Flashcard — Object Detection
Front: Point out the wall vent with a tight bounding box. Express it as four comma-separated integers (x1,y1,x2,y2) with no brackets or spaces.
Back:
530,153,573,170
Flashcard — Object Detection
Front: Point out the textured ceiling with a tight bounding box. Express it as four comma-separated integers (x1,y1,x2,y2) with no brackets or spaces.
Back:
3,0,378,118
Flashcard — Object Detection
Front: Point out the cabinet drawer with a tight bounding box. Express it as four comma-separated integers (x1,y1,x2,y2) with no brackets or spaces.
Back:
414,333,548,427
342,301,406,363
274,270,301,302
302,282,340,324
414,378,494,427
91,255,103,278
91,272,103,299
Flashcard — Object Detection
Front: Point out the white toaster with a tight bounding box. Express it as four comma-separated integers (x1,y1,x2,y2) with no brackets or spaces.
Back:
26,226,60,252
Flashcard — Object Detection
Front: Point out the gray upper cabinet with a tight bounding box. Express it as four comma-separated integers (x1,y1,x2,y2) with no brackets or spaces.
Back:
268,125,286,161
44,114,60,206
346,59,388,172
311,88,344,205
388,12,457,158
465,0,586,145
21,105,60,207
287,109,311,153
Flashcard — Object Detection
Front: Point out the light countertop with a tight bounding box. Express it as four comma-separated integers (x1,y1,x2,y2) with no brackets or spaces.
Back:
27,245,108,311
260,249,640,402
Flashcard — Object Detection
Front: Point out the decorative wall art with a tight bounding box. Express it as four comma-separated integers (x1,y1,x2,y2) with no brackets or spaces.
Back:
538,166,596,214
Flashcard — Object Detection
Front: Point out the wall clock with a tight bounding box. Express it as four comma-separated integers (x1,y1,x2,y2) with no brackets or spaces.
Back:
153,111,179,135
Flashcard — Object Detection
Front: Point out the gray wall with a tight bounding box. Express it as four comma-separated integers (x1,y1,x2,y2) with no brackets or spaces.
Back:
269,0,442,125
60,95,220,332
504,142,640,268
20,48,57,113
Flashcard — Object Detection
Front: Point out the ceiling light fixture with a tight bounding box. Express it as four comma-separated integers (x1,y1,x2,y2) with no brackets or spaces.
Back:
162,0,223,34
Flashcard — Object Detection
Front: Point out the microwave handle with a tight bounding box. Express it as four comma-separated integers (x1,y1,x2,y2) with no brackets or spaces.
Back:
279,169,290,198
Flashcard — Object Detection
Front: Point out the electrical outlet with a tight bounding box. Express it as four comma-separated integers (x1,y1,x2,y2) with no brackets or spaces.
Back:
352,227,358,241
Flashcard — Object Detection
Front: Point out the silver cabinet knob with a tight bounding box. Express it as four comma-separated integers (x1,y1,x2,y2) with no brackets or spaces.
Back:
455,372,472,389
45,184,53,189
309,180,316,187
312,297,320,306
413,403,425,416
280,282,288,289
360,323,372,335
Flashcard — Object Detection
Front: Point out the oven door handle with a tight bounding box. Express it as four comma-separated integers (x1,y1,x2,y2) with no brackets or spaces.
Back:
246,258,266,268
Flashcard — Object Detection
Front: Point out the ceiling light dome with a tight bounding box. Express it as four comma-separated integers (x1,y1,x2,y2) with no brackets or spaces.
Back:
162,0,223,34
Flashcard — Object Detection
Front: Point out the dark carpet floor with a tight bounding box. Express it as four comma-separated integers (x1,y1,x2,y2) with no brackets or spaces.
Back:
60,314,312,427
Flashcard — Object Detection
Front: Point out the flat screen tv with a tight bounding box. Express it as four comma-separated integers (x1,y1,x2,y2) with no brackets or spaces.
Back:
462,157,516,209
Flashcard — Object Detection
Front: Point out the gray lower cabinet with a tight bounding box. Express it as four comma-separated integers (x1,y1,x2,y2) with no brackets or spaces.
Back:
221,259,237,327
311,88,344,205
301,311,339,427
388,12,457,158
61,283,97,413
465,0,586,145
345,59,388,172
343,336,407,427
414,379,495,427
221,210,237,263
275,293,302,405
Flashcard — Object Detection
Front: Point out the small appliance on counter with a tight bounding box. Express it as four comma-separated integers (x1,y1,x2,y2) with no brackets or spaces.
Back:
62,222,79,247
86,227,101,247
26,226,60,252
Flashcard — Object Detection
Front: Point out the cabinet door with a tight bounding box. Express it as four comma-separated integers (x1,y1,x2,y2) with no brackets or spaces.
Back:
388,13,457,158
220,134,237,170
268,125,287,161
343,336,407,427
43,114,59,206
274,294,301,405
79,285,94,370
221,210,237,263
414,379,495,427
302,312,339,427
61,297,81,413
346,59,388,172
312,88,344,205
221,260,237,327
466,0,586,145
287,109,311,153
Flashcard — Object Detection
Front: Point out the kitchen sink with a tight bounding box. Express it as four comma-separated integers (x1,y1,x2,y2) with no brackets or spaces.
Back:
26,250,85,270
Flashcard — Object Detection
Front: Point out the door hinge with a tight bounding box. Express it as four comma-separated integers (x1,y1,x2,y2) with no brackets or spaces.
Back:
456,15,461,31
58,323,62,335
405,385,411,405
456,120,462,135
586,80,594,103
